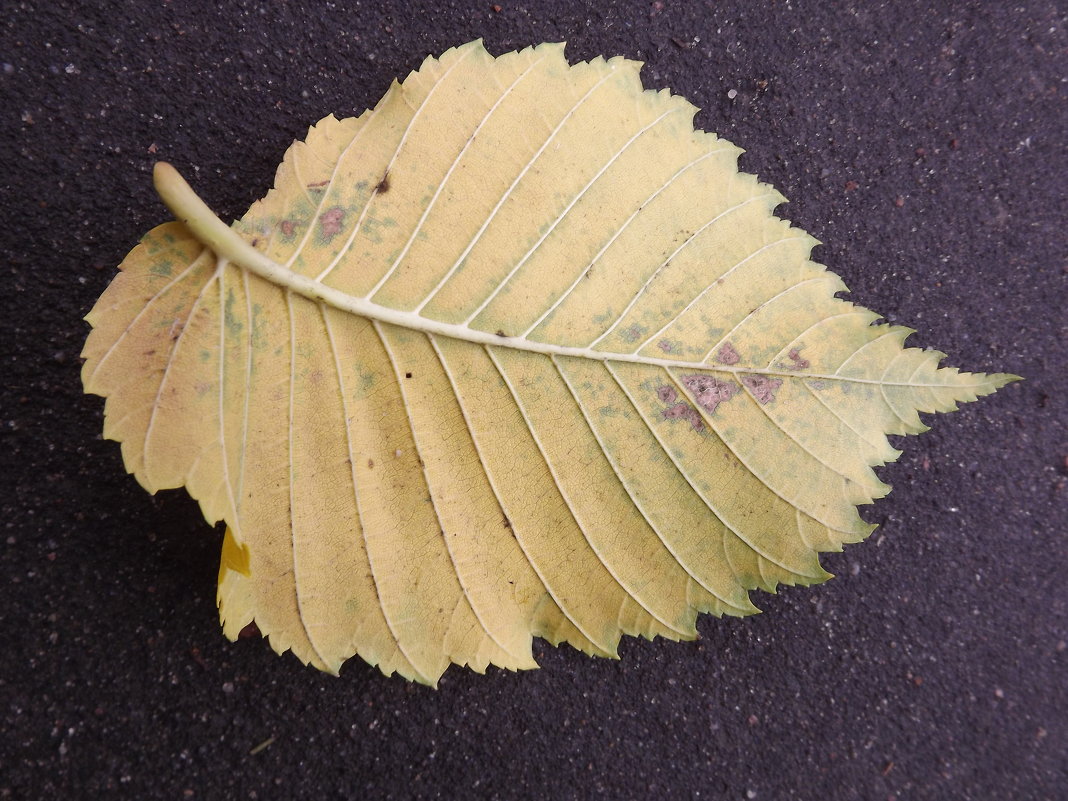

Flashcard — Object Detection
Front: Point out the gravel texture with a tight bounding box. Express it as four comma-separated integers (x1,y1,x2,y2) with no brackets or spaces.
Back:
2,1,1065,799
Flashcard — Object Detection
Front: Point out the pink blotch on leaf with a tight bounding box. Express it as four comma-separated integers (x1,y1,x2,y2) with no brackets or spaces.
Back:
787,348,810,370
681,374,739,415
319,207,346,239
716,342,741,365
662,402,704,431
741,374,783,404
656,385,678,404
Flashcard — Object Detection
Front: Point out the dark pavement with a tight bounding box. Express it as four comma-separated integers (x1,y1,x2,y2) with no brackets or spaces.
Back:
2,2,1064,799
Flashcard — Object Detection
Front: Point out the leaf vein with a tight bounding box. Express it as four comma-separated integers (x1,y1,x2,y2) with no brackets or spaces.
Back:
588,191,777,349
288,101,386,273
702,276,829,364
322,306,424,681
377,324,525,666
485,346,620,654
415,67,621,314
523,147,730,339
551,355,691,636
465,107,683,327
634,234,810,354
140,264,220,477
367,54,548,301
662,366,827,578
601,362,779,605
87,247,212,385
314,46,478,283
429,336,562,657
286,290,332,669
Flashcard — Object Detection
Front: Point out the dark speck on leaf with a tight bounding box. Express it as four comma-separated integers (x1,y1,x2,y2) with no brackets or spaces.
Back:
495,329,507,337
404,372,412,378
376,172,390,193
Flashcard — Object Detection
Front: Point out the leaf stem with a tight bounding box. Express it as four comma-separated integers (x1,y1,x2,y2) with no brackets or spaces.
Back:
150,162,1008,392
154,162,279,275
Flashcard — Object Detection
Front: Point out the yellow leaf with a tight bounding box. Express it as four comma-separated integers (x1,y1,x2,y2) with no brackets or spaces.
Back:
81,41,1018,685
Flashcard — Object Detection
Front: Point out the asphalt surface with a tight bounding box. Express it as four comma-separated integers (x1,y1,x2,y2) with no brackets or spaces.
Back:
2,1,1065,799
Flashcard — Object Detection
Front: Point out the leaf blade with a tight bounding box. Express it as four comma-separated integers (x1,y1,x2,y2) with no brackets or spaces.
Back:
82,40,1019,683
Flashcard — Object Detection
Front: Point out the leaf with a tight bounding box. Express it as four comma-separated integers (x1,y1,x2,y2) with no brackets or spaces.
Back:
81,40,1018,685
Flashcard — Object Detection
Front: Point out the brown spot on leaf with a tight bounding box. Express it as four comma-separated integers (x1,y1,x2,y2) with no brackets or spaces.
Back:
495,329,507,338
367,459,374,469
656,385,677,404
376,172,390,194
404,372,412,379
716,342,740,365
280,219,296,237
307,180,329,188
741,374,783,404
319,207,345,239
681,374,739,415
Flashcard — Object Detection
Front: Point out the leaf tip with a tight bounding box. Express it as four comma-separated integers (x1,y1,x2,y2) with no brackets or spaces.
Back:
991,372,1024,389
